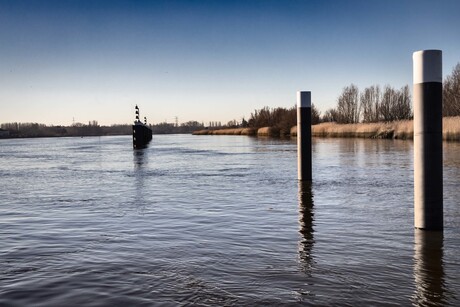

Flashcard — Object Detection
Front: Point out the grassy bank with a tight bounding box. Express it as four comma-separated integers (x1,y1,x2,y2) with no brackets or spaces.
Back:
192,128,257,136
193,116,460,141
299,116,459,141
309,121,413,139
192,126,284,137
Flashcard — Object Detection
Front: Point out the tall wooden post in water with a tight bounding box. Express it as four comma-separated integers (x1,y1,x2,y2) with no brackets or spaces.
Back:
413,50,443,231
297,91,312,181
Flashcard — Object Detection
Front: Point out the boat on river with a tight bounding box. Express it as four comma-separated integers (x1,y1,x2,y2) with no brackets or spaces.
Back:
132,105,152,149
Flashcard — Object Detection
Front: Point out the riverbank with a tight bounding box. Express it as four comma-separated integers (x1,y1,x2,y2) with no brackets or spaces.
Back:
192,128,257,136
191,126,287,136
193,116,460,141
306,116,459,141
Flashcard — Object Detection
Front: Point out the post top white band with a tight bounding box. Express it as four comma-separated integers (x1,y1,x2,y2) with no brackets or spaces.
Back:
297,91,311,108
413,50,442,84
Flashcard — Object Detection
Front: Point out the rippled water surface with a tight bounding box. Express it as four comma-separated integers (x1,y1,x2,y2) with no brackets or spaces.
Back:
1,135,459,306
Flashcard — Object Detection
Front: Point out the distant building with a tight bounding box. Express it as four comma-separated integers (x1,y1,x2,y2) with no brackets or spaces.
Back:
0,129,10,138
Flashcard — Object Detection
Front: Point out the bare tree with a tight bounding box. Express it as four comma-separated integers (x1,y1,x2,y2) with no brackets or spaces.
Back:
379,85,412,121
322,108,338,122
443,63,460,117
248,106,296,133
380,85,398,121
336,84,360,123
273,107,296,135
311,103,321,124
360,85,381,123
249,106,273,127
394,85,412,120
226,119,238,128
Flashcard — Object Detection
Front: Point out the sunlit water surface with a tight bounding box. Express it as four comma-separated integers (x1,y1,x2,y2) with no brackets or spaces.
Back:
0,135,459,306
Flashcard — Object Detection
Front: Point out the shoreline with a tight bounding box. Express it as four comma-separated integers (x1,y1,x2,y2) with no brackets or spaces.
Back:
193,116,460,141
2,117,459,141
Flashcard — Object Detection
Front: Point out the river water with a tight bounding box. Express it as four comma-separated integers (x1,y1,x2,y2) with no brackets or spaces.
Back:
0,135,459,306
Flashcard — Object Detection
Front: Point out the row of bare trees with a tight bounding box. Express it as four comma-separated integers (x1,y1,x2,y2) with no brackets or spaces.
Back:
443,63,460,117
0,122,132,137
247,106,296,134
152,121,205,134
323,84,412,124
0,121,209,137
324,63,460,124
247,105,321,133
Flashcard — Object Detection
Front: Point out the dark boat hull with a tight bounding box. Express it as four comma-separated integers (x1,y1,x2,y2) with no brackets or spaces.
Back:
132,124,152,149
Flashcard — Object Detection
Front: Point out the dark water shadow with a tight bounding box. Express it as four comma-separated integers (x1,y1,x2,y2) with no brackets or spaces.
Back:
413,230,447,306
133,149,149,208
298,181,315,275
133,148,148,169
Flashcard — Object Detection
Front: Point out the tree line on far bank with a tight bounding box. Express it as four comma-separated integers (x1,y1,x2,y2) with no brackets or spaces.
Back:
322,84,412,124
2,64,458,138
0,121,131,138
245,62,460,130
324,63,460,123
0,120,206,138
443,63,460,117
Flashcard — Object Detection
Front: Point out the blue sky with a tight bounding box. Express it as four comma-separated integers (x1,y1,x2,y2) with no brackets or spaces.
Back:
1,0,460,125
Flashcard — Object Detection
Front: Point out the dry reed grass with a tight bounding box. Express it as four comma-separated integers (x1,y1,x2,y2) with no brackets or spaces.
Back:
240,128,257,135
192,129,209,135
193,117,460,140
313,121,414,139
290,116,459,141
212,128,241,135
257,127,280,136
192,128,257,136
443,116,460,141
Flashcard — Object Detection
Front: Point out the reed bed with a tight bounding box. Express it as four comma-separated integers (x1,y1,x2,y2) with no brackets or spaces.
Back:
241,128,257,135
193,117,459,141
257,127,280,136
443,116,460,141
310,120,413,139
291,116,459,141
192,129,209,135
192,128,257,136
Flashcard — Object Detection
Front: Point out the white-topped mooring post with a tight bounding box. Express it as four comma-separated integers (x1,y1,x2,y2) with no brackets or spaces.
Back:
413,50,443,231
297,91,312,181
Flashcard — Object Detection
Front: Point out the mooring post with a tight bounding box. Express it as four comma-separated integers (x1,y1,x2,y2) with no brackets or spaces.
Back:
297,91,312,181
413,50,443,231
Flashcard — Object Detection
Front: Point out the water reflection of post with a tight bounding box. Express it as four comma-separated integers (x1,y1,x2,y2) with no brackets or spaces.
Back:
133,148,148,168
133,148,148,192
413,230,446,306
298,181,315,274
